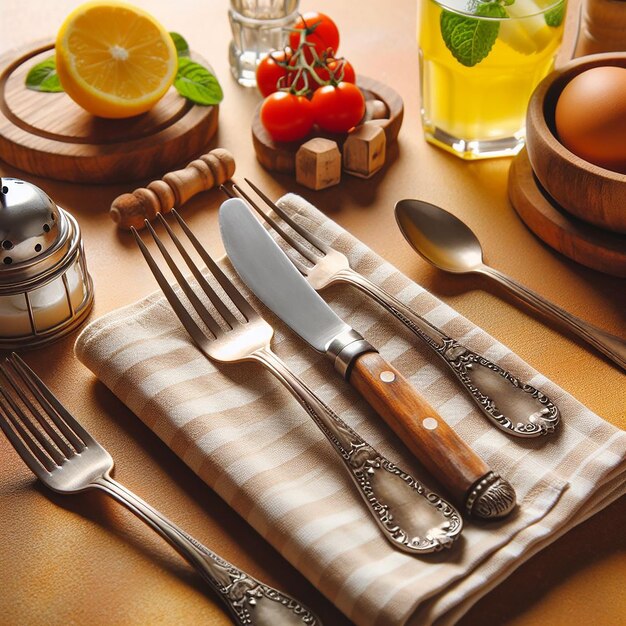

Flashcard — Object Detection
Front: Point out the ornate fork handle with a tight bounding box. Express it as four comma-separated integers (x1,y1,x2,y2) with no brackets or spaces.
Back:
252,347,463,553
335,269,560,438
94,475,320,626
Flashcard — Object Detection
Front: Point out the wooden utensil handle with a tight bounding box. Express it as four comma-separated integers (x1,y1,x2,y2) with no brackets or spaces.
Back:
110,148,236,230
349,351,516,519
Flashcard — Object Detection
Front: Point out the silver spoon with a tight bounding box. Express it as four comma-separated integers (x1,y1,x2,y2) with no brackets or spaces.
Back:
395,199,626,371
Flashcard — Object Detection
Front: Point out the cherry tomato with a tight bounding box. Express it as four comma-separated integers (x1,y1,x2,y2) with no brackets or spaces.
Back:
316,59,356,85
256,48,293,97
289,12,340,57
311,82,365,133
260,92,314,142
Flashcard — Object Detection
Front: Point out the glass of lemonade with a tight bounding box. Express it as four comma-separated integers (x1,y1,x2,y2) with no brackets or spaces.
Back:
419,0,566,159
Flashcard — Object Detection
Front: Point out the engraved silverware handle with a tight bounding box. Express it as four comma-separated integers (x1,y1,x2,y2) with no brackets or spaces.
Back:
94,475,320,626
337,269,560,437
253,347,463,551
478,265,626,371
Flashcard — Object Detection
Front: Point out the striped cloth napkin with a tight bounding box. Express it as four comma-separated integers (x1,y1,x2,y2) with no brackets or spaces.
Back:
75,194,626,626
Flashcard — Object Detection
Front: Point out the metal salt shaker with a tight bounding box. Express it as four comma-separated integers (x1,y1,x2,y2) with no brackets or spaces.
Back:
0,178,94,349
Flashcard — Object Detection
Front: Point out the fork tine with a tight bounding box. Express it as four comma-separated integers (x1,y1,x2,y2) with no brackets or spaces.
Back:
9,354,89,452
155,214,238,330
0,363,67,465
0,393,56,474
243,178,330,254
231,182,318,266
171,209,258,322
132,226,212,350
0,367,58,472
0,359,73,461
145,218,226,336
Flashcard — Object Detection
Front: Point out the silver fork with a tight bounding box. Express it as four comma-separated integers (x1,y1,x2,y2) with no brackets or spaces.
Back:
0,353,319,626
131,211,463,554
224,180,560,439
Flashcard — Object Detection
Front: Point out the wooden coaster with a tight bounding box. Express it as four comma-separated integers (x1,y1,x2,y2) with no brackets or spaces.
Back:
251,75,403,174
508,149,626,278
0,41,218,184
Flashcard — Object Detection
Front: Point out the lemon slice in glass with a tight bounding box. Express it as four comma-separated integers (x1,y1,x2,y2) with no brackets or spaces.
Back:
498,0,554,55
56,1,177,118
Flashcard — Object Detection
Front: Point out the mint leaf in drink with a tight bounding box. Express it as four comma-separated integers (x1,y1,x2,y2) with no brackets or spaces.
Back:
440,2,508,67
170,32,190,57
174,58,223,105
544,0,564,27
25,56,64,92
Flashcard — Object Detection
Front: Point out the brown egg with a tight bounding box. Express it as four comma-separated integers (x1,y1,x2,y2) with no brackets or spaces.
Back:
554,66,626,174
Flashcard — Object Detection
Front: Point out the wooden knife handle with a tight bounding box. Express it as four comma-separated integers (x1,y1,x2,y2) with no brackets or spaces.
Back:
349,351,516,519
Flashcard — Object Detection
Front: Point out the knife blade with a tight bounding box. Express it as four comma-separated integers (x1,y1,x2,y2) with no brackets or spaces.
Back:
219,197,516,519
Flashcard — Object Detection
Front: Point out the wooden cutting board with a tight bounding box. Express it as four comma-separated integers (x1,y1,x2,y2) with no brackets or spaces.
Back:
0,41,218,184
508,149,626,278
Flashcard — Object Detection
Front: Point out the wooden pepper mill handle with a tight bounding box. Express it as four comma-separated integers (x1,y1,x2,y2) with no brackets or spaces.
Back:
110,148,236,230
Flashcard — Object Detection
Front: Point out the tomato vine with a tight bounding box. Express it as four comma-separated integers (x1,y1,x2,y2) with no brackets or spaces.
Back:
256,11,365,141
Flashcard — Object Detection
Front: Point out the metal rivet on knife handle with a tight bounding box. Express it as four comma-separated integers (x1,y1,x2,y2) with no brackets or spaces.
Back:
348,351,517,519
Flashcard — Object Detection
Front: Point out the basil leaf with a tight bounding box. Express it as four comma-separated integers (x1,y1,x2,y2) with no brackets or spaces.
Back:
170,32,190,57
440,2,508,67
544,1,564,27
174,58,223,105
25,56,64,92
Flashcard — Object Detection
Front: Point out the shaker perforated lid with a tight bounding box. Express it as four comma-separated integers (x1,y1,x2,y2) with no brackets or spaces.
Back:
0,178,75,289
0,178,62,265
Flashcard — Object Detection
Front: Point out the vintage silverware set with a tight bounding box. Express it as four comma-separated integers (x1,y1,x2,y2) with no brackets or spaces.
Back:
1,181,577,626
217,192,519,523
131,181,567,537
133,209,463,553
227,182,563,436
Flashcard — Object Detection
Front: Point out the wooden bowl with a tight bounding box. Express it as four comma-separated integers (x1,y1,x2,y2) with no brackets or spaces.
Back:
525,53,626,234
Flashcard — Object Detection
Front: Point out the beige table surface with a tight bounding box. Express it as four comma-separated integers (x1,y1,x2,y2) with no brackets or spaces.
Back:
1,1,624,624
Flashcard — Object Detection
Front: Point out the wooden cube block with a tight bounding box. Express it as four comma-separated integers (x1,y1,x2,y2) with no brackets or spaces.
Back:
343,123,386,179
296,138,341,190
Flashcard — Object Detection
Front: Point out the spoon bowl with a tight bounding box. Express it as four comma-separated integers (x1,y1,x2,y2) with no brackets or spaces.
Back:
393,198,626,370
395,199,484,273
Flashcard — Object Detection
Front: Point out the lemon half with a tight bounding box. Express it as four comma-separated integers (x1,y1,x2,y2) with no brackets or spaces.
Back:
56,1,177,118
